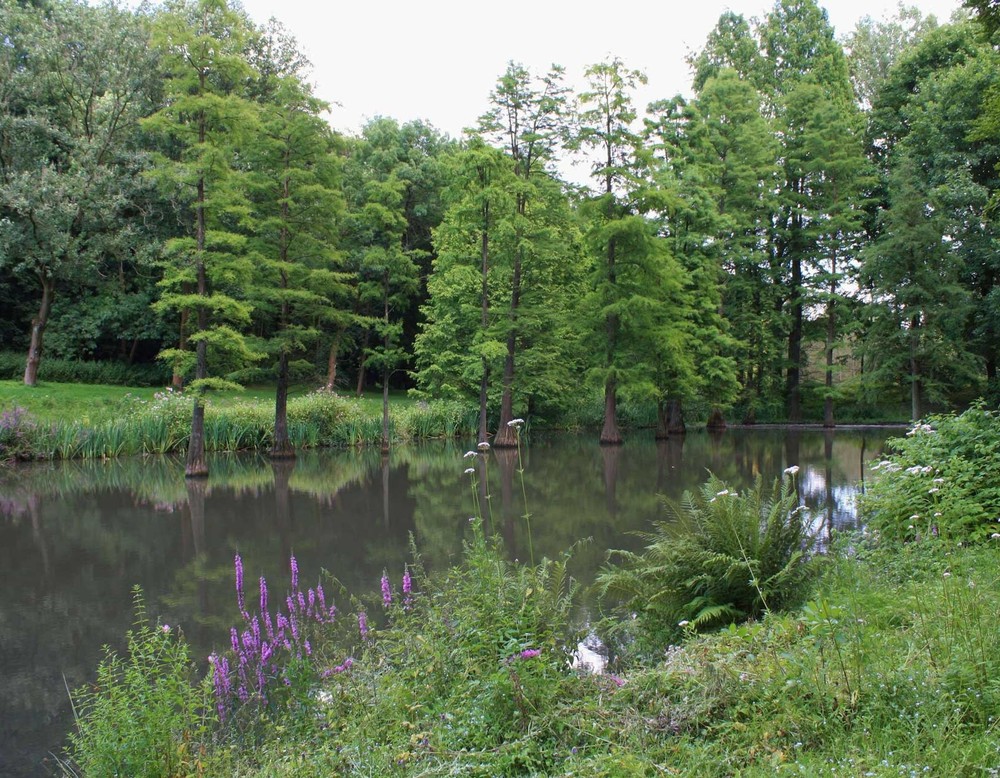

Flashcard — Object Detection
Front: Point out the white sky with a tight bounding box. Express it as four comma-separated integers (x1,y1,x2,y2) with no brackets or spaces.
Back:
237,0,963,140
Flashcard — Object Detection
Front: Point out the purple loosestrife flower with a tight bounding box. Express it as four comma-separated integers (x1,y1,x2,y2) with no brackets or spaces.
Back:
290,555,299,593
358,610,368,639
304,639,312,656
298,590,307,614
307,587,316,619
402,568,412,610
230,627,240,654
519,648,541,660
320,657,354,677
235,554,246,617
264,610,275,642
316,584,328,617
259,575,268,615
381,573,392,606
210,653,232,721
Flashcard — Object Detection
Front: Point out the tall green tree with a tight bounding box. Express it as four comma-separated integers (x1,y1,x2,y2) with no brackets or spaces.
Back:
476,62,572,446
644,95,740,432
0,0,159,385
341,118,452,397
574,58,676,444
862,20,997,412
144,0,261,476
687,70,782,422
860,156,977,418
414,141,515,441
244,47,346,458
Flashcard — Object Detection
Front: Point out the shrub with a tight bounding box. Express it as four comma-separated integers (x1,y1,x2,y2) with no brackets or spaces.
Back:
66,589,211,778
599,471,815,656
0,405,40,462
0,351,170,386
861,404,1000,543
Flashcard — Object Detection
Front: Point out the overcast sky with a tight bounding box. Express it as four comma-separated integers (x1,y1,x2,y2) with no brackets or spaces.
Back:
236,0,963,139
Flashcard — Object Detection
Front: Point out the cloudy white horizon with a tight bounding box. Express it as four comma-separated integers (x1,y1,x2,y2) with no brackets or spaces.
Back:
234,0,963,140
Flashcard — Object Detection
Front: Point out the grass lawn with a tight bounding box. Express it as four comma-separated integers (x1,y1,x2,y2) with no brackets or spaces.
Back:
0,379,420,423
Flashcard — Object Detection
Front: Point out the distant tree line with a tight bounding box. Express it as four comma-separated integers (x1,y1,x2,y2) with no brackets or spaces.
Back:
2,0,999,456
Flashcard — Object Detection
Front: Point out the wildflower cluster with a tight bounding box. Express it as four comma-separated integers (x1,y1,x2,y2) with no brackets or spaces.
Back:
210,554,339,721
862,406,1000,542
0,405,38,462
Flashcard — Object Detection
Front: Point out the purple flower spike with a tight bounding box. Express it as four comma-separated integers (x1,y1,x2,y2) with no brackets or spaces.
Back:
210,653,232,722
519,648,541,660
402,568,412,610
230,627,240,654
323,657,354,677
307,588,316,619
381,573,392,606
316,584,328,615
259,575,268,616
304,639,312,656
358,610,368,639
290,555,299,593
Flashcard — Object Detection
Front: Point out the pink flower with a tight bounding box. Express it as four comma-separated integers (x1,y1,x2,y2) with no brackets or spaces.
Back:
381,573,392,606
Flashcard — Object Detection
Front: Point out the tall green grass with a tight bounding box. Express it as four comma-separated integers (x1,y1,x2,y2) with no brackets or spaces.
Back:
5,390,478,460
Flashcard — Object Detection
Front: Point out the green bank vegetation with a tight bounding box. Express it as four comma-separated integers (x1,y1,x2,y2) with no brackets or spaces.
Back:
58,409,1000,776
4,0,1000,469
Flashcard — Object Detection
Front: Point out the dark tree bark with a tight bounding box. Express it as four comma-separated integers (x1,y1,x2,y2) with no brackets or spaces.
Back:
479,204,491,443
786,253,803,422
355,330,369,397
185,111,209,478
23,275,54,387
910,316,922,421
823,268,836,428
706,407,727,432
271,350,295,459
325,335,341,391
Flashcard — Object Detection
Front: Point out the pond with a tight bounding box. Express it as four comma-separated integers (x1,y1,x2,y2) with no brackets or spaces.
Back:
0,427,896,776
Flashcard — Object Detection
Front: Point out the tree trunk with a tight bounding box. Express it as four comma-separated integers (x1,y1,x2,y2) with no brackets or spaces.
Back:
655,398,686,439
668,398,686,435
706,407,727,432
325,334,341,391
186,394,208,477
493,246,522,449
24,275,54,387
910,316,922,421
271,350,295,459
599,233,622,446
355,330,369,397
171,307,188,390
478,363,490,444
823,288,836,428
381,273,391,455
786,254,803,423
185,154,208,478
599,380,622,445
479,209,491,444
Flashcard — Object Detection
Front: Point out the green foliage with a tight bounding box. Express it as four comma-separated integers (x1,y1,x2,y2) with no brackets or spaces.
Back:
861,405,1000,542
66,588,211,778
599,472,815,655
0,352,170,387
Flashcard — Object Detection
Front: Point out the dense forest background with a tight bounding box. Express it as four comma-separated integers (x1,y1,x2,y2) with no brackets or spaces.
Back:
2,0,999,433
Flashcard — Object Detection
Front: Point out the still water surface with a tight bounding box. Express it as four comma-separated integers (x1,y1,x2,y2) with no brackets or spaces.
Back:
0,428,895,776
